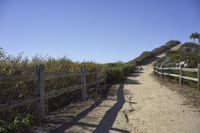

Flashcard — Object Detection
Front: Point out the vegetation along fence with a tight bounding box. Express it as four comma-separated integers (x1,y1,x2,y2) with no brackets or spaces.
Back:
154,64,200,90
0,65,105,122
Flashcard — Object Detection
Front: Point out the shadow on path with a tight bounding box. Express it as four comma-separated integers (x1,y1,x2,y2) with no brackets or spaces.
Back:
77,122,130,133
93,83,126,133
125,78,140,85
49,98,105,133
49,82,129,133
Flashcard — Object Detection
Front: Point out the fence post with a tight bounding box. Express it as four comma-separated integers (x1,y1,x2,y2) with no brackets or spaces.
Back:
180,65,183,85
157,67,159,77
96,69,100,89
167,66,170,81
161,66,163,79
81,66,87,100
154,67,156,75
35,65,45,122
197,64,200,90
155,66,159,77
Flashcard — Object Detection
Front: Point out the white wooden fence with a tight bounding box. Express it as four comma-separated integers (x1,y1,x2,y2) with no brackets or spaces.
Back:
154,64,200,90
0,65,105,122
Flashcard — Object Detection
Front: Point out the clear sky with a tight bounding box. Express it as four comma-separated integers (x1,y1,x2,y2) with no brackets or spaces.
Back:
0,0,199,63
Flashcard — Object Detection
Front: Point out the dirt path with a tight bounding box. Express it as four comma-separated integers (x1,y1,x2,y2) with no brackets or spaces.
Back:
119,63,200,133
34,62,200,133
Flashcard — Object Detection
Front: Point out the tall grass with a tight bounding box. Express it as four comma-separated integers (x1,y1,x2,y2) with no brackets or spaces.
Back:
0,48,106,133
0,47,137,133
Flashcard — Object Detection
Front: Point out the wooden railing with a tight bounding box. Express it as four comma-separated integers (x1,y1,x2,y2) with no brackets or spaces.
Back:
0,65,105,122
154,64,200,90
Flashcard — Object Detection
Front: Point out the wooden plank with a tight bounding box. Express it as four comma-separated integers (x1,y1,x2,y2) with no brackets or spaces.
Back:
0,97,39,112
167,67,171,81
45,80,104,100
197,64,200,90
45,71,96,80
0,71,96,83
154,66,200,82
182,68,197,72
35,65,45,122
182,76,198,82
86,72,96,76
0,74,36,82
180,65,183,85
45,72,81,80
156,71,162,75
162,72,168,76
156,67,161,70
169,73,180,78
162,67,169,70
162,67,179,70
0,71,97,82
87,80,104,86
81,66,87,100
168,67,179,70
162,67,197,72
96,69,100,88
0,80,104,112
45,84,84,99
155,69,159,76
154,70,158,74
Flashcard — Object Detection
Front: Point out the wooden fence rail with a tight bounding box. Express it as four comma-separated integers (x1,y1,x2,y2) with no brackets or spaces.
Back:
0,65,105,122
154,64,200,90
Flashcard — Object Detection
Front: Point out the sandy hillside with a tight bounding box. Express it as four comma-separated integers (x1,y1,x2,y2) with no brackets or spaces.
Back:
158,44,182,58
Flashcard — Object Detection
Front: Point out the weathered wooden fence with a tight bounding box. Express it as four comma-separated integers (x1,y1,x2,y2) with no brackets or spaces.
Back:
0,65,105,122
154,64,200,90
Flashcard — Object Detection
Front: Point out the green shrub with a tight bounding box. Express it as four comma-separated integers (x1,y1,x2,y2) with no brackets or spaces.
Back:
105,62,136,84
134,51,155,65
0,48,105,132
0,114,33,133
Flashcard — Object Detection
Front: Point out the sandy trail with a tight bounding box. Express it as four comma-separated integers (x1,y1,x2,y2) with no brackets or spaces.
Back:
34,62,200,133
118,63,200,133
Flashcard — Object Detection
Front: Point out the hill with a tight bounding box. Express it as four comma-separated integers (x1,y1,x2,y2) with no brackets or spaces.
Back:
156,42,200,68
130,40,181,65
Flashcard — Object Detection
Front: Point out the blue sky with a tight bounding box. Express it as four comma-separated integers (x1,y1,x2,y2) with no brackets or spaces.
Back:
0,0,199,63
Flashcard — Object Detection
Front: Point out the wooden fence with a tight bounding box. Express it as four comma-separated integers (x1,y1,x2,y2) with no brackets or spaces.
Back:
0,65,105,122
154,64,200,90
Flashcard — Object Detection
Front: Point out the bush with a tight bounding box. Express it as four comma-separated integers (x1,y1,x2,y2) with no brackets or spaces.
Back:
0,48,105,133
105,62,136,84
0,114,33,133
132,51,155,65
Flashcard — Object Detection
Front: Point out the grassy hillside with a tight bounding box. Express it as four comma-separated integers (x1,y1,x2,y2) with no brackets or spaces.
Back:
152,40,181,56
155,42,200,89
130,40,180,65
158,42,200,68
